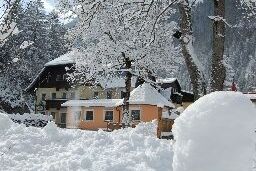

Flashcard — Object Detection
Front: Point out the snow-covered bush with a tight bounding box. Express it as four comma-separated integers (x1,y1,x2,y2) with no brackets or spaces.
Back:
172,92,256,171
8,113,52,127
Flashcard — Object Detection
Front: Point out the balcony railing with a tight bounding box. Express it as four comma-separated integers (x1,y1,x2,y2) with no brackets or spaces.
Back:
45,99,68,110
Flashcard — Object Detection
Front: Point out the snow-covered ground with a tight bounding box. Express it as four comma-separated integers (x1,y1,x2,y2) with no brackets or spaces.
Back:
1,91,256,171
0,114,173,171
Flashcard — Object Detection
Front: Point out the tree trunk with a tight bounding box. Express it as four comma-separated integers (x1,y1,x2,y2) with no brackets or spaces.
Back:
121,52,132,127
178,0,203,100
211,0,226,91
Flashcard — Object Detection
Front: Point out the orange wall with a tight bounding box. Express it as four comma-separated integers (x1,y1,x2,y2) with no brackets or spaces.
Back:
66,104,161,130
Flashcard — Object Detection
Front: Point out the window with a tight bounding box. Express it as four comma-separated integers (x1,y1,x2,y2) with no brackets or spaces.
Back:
84,111,94,121
121,91,126,98
51,112,55,119
70,92,75,99
52,93,56,99
131,110,140,120
42,94,46,101
62,92,67,99
60,113,66,123
74,111,81,121
107,91,112,99
104,111,113,121
56,75,63,81
93,92,99,99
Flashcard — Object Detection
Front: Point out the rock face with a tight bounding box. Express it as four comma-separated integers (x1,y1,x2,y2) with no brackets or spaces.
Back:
172,92,256,171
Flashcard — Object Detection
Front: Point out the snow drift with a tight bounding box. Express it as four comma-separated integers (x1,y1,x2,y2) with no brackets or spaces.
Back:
0,113,173,171
172,92,256,171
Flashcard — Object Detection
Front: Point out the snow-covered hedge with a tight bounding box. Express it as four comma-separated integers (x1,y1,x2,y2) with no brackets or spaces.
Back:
8,113,52,127
172,92,256,171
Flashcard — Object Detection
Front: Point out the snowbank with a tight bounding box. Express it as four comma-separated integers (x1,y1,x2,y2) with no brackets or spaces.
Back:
0,114,173,171
172,91,256,171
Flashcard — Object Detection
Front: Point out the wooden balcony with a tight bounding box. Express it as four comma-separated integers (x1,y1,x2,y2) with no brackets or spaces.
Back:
45,99,68,110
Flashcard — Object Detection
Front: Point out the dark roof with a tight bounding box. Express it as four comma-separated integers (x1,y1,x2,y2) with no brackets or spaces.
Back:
25,64,74,92
157,78,181,92
181,91,194,102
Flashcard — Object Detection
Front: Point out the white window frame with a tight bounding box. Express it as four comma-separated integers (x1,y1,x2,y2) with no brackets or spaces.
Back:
129,106,142,121
83,110,94,121
103,110,114,121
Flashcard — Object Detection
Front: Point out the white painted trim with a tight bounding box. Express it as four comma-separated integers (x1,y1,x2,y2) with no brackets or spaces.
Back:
129,106,142,121
83,109,94,122
103,109,114,121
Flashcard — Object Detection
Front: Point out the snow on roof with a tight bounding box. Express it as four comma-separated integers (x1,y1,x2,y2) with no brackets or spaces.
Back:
156,78,177,84
162,111,179,119
244,93,256,100
99,77,137,89
25,67,46,91
62,99,122,107
44,49,82,67
26,49,83,91
128,83,175,108
62,84,174,108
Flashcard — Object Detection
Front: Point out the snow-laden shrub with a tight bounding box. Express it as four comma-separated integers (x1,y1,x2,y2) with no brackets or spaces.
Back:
8,113,52,127
172,92,256,171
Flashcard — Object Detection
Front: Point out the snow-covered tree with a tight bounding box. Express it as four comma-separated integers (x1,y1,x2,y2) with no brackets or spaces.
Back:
177,0,206,99
47,11,69,59
58,0,181,126
0,0,20,45
210,0,226,91
0,0,69,112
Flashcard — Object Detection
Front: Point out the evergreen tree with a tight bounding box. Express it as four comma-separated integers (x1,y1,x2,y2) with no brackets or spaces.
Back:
0,0,69,112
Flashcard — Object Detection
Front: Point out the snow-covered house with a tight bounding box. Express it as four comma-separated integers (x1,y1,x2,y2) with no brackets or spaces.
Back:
26,51,77,127
26,50,139,128
26,50,187,129
157,78,194,108
62,83,175,130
